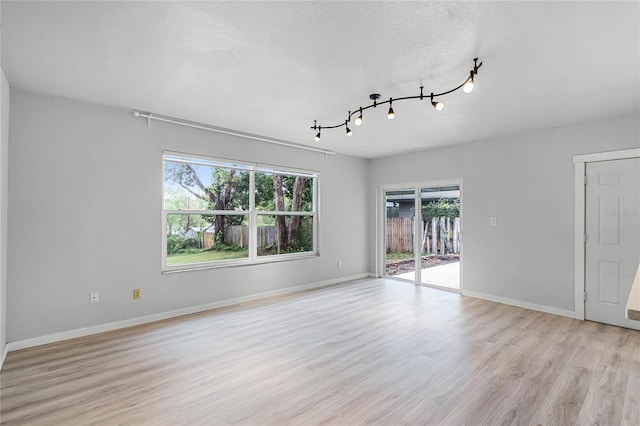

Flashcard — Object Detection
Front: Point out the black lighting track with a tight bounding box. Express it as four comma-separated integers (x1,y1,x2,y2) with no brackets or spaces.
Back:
311,57,483,141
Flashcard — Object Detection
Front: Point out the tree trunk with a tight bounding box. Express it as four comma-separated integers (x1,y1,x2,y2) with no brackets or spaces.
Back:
223,170,235,207
173,164,238,245
214,184,226,244
213,170,236,245
273,174,287,253
288,177,305,248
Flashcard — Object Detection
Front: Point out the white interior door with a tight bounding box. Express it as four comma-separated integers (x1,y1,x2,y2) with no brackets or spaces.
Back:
585,158,640,330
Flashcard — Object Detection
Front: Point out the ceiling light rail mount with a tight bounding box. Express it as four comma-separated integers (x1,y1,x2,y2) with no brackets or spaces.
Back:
311,57,482,141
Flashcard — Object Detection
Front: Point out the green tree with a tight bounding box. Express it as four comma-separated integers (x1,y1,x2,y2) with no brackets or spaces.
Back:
272,175,312,252
164,163,249,244
165,163,314,251
422,198,459,220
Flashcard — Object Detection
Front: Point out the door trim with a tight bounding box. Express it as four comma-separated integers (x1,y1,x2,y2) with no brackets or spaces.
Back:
377,178,463,292
573,148,640,320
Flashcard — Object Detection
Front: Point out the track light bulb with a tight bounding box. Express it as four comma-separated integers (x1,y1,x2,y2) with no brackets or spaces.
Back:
344,120,353,137
314,131,321,142
355,113,363,126
463,74,475,93
430,93,444,112
387,99,395,120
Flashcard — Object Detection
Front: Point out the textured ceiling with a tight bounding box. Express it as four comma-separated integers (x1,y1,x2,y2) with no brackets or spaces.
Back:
2,1,639,158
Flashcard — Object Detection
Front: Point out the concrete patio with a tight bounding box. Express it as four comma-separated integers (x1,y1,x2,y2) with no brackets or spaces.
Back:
395,261,460,290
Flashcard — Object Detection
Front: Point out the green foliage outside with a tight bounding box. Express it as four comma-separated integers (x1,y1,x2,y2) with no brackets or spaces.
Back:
422,198,460,220
385,198,459,264
164,160,315,264
164,164,251,242
167,235,245,256
166,249,249,266
289,220,313,251
167,236,201,254
257,217,314,256
386,252,415,263
164,164,313,214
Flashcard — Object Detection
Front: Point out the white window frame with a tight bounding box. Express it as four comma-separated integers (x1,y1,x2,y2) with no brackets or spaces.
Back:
162,151,319,273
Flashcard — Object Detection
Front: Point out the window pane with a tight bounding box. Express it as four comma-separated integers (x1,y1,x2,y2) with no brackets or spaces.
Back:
256,215,313,256
162,153,319,271
164,159,250,211
255,173,314,212
166,214,249,266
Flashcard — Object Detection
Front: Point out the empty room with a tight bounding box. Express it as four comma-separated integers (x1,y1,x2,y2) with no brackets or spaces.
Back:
0,1,639,425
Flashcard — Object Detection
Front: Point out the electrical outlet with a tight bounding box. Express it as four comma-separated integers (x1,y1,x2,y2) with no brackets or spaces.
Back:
133,288,141,300
90,291,99,304
489,217,497,227
337,260,343,269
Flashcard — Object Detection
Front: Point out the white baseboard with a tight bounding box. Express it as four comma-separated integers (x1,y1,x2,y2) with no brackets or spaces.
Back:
7,273,373,353
0,344,7,370
462,290,576,319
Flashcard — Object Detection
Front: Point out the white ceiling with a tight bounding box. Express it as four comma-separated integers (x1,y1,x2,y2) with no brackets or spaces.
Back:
2,1,638,159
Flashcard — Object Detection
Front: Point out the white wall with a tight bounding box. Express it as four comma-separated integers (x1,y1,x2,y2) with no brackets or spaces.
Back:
369,115,639,313
6,86,638,346
0,70,8,364
7,90,369,343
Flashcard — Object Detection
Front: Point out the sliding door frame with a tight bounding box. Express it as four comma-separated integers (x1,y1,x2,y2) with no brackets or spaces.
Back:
377,178,463,292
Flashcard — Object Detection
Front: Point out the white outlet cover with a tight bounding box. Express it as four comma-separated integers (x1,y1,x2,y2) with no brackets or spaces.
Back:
489,217,497,227
90,291,99,303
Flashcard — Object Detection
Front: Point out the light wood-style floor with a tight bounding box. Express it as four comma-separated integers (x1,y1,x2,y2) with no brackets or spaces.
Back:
1,278,639,425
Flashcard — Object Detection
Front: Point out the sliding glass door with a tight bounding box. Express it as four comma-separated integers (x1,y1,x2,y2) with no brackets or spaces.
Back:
384,189,416,280
383,184,461,292
419,186,461,290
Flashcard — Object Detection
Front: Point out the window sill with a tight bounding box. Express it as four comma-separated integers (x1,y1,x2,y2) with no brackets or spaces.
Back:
161,252,319,274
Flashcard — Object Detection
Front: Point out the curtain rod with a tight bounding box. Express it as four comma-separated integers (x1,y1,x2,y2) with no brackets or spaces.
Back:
133,111,336,157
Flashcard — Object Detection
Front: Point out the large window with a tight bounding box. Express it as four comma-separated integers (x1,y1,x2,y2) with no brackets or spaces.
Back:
162,152,318,271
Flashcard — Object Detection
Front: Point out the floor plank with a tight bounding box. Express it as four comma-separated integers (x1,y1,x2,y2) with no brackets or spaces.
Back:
1,278,639,425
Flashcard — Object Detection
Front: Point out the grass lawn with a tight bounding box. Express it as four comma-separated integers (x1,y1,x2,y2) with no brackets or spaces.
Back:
386,252,415,263
167,249,249,266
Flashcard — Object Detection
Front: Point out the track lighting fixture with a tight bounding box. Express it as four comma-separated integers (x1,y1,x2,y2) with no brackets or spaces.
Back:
463,71,475,93
431,93,444,112
311,58,482,139
354,108,363,126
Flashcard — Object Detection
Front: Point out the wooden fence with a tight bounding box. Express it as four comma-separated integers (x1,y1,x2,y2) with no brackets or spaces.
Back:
386,217,460,254
203,226,276,249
